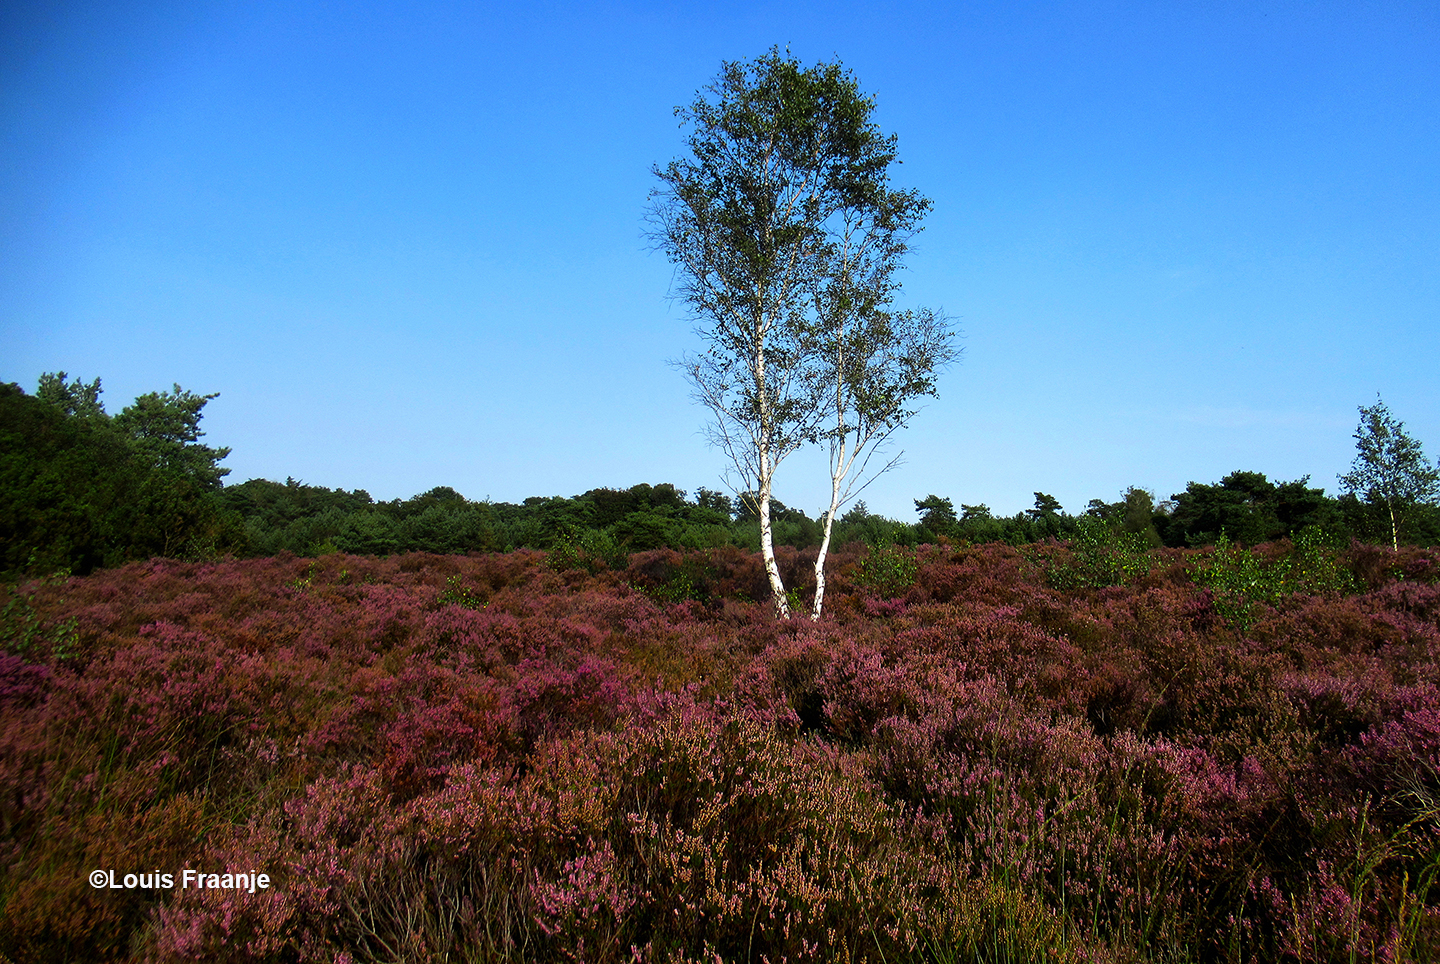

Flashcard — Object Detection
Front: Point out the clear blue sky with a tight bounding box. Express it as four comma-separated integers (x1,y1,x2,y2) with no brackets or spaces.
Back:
4,0,1437,519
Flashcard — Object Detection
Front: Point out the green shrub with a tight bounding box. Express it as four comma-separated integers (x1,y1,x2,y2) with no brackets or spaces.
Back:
548,527,628,574
1,571,79,662
852,542,919,598
1039,519,1154,590
438,574,487,609
1193,526,1356,631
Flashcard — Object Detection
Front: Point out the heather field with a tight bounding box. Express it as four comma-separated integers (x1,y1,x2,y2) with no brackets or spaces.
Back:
2,538,1440,962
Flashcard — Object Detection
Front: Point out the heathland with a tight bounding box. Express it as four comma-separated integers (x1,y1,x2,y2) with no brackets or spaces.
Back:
2,535,1438,961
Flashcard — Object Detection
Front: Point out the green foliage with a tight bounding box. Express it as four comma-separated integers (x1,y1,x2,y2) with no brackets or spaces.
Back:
914,494,957,534
1282,525,1360,595
1193,526,1357,632
112,384,231,488
1027,492,1063,520
852,541,919,598
548,527,628,575
1039,518,1155,590
0,572,79,661
1339,395,1440,549
829,501,915,548
652,47,950,619
1160,471,1338,548
640,553,720,605
285,561,319,593
223,477,376,527
581,483,688,527
224,480,769,561
608,509,683,552
438,574,487,609
1,379,243,577
1110,487,1163,547
694,487,735,518
35,371,105,419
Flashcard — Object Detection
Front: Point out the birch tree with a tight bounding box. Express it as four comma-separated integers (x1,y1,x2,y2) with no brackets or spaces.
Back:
649,50,868,616
808,303,954,617
1339,395,1440,549
651,48,953,618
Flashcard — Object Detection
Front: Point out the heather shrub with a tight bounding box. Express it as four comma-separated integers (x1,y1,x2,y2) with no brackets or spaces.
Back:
5,788,210,962
150,711,1078,964
0,652,49,709
623,548,723,605
5,545,1440,962
665,545,771,602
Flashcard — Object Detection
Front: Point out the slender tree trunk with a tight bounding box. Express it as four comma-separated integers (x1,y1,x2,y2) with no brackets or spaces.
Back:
811,465,843,620
757,466,790,618
753,323,790,619
1389,501,1398,551
811,332,849,621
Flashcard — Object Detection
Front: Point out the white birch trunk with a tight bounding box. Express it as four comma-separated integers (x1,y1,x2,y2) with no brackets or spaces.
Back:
811,321,849,621
753,308,790,619
811,462,844,620
758,474,790,619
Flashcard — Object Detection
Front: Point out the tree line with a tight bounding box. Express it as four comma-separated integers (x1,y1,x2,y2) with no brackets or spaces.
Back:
3,373,1438,580
9,51,1437,605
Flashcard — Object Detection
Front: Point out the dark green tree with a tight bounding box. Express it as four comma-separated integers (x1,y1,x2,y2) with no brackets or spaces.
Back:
1162,472,1277,547
914,494,957,533
1028,492,1063,521
1118,487,1162,547
2,383,138,574
1160,471,1339,547
1085,498,1119,523
113,385,231,488
1272,476,1341,534
2,377,241,575
35,371,106,419
694,488,736,519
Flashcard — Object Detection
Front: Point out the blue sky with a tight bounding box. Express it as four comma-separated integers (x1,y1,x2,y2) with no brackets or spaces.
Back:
3,0,1437,520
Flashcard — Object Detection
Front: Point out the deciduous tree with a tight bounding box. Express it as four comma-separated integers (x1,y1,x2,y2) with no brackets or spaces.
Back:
1339,395,1439,549
809,294,954,617
650,48,954,617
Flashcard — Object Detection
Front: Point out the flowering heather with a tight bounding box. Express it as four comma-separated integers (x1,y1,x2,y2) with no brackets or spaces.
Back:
0,540,1438,962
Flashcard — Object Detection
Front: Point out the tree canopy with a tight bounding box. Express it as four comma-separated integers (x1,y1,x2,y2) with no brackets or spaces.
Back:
1339,395,1440,549
650,47,952,618
1,376,240,576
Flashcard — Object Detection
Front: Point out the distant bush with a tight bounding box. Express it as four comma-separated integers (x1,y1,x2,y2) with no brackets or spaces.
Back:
1033,517,1154,590
1193,526,1357,631
851,541,919,599
547,526,628,574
